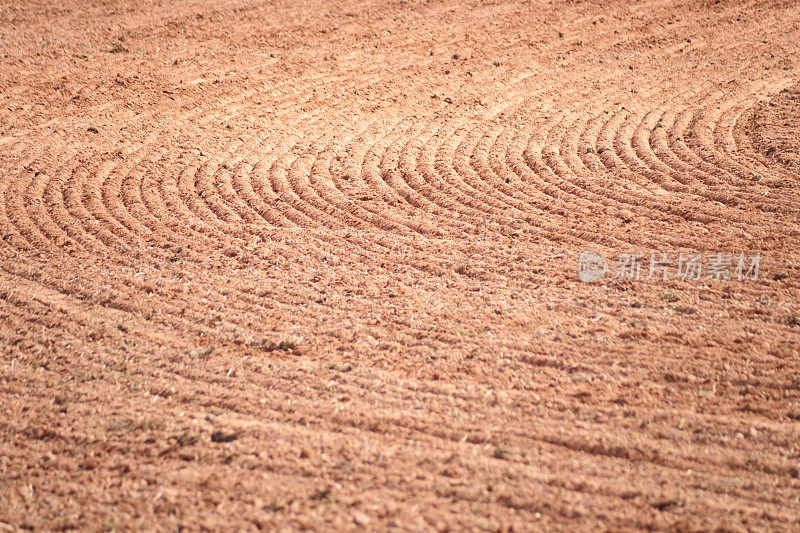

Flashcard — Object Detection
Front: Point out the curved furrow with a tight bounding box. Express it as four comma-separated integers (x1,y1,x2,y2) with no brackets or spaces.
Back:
458,94,578,212
156,68,404,231
217,134,283,226
366,97,537,240
681,94,798,215
122,145,223,258
145,136,324,268
645,102,742,213
250,134,316,228
233,152,289,227
427,118,572,245
198,143,248,226
685,90,767,186
574,108,707,225
401,121,491,232
444,115,593,247
648,84,800,226
285,123,389,232
0,190,18,252
434,121,526,219
0,142,54,252
629,105,704,191
160,142,278,244
94,131,176,250
691,81,800,210
486,118,581,214
608,101,757,227
585,103,729,227
723,133,800,218
23,146,92,253
512,113,629,248
65,126,217,263
630,104,788,229
713,96,775,180
176,73,403,238
609,108,692,201
232,120,364,233
449,115,603,246
517,111,601,210
464,98,608,243
280,119,462,263
80,160,143,250
370,118,464,236
1,176,43,252
172,140,257,237
495,119,608,248
549,109,689,225
499,78,707,231
68,114,171,254
262,129,447,266
666,95,756,195
549,109,715,251
452,121,543,216
535,110,684,249
142,148,234,251
386,120,477,235
215,115,420,241
0,133,87,254
731,102,799,189
567,90,722,220
724,102,776,177
307,119,427,236
418,119,527,234
613,106,688,191
55,156,126,253
270,129,367,231
304,117,475,268
269,121,390,229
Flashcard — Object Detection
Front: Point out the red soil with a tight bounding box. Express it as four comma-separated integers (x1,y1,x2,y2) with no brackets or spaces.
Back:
1,0,799,530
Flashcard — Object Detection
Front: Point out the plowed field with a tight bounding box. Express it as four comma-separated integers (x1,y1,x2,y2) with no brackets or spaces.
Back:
1,0,799,530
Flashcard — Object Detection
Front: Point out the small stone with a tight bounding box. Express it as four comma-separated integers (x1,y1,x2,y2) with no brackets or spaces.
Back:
353,511,370,526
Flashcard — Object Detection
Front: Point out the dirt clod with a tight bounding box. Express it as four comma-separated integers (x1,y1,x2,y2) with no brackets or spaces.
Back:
210,430,238,443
